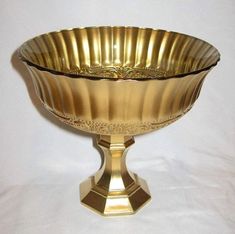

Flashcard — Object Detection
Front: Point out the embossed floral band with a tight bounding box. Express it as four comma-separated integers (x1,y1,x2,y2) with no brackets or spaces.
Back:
18,26,220,216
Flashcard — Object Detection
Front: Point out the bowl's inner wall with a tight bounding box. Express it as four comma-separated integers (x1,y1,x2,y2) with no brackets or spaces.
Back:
20,27,219,79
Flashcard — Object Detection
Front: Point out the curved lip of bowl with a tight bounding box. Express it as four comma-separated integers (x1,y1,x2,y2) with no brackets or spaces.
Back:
18,26,221,81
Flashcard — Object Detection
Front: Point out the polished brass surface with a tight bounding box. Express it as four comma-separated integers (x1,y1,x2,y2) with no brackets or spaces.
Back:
80,135,150,216
18,26,220,216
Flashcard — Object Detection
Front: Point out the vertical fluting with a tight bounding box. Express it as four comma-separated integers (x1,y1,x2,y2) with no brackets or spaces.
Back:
124,27,138,67
100,27,112,66
87,27,101,67
19,27,219,134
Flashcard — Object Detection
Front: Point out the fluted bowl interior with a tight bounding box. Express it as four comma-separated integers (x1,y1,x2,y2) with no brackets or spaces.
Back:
18,26,220,135
19,26,219,79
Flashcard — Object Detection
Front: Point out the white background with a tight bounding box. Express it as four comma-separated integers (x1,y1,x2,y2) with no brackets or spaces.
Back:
0,0,235,233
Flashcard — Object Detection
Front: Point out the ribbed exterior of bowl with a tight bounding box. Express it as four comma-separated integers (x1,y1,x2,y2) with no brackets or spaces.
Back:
20,27,219,135
26,66,208,135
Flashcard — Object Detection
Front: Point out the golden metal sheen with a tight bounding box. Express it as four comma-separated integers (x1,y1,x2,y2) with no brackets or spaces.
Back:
80,135,151,215
18,26,220,216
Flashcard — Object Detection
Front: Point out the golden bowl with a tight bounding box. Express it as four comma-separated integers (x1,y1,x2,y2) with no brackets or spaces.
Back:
18,26,220,216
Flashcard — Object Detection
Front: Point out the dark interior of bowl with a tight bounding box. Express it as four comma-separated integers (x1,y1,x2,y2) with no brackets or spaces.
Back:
19,26,220,79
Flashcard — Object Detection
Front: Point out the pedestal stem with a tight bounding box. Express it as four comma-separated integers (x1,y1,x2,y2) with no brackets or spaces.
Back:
94,135,136,192
80,135,151,216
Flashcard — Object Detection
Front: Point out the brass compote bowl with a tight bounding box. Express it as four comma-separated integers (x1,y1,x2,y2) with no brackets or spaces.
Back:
18,26,220,216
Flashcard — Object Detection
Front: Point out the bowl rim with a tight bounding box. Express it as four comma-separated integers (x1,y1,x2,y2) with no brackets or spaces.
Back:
18,26,220,81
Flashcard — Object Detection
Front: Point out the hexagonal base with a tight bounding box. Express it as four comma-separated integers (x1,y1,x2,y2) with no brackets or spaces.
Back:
80,173,151,216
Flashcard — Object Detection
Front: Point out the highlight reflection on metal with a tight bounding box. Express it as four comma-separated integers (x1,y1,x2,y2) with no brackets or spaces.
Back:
18,26,220,216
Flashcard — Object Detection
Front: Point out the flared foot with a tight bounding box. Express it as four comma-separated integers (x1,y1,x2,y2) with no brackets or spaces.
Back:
80,173,151,216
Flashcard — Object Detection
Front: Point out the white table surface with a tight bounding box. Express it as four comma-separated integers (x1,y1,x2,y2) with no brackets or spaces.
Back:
0,0,234,233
